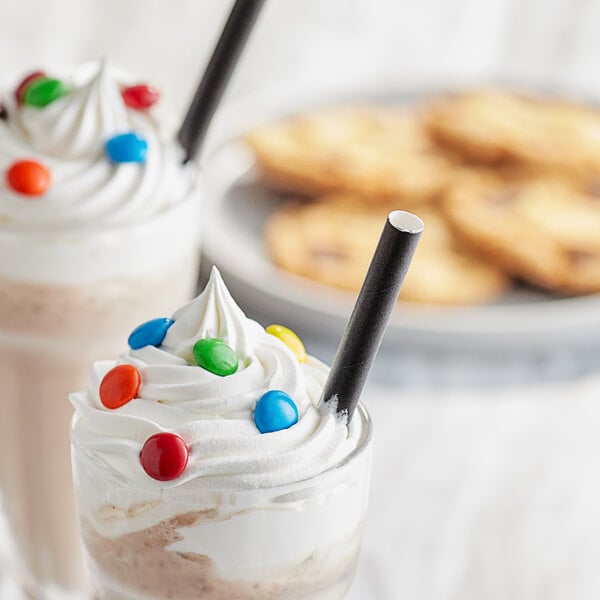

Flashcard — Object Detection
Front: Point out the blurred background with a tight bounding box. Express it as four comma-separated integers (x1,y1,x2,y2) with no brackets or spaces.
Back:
3,1,600,598
4,0,600,113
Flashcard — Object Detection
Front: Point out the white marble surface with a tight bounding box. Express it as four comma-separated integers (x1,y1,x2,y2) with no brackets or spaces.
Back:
2,1,600,598
347,375,600,599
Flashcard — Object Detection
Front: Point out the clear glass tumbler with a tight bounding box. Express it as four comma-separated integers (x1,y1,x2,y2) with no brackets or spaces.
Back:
0,185,201,599
71,404,372,600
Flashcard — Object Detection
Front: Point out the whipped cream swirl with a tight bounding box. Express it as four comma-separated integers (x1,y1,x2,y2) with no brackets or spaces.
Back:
0,61,192,228
71,268,363,490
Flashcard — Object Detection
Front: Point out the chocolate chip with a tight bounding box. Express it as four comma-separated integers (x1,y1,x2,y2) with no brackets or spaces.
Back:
0,103,7,121
566,249,598,265
586,180,600,199
488,187,517,207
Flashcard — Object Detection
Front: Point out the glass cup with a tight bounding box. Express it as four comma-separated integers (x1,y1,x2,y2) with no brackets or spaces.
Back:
71,404,372,600
0,184,201,599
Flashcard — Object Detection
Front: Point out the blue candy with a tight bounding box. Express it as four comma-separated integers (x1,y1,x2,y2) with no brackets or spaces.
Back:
128,318,174,350
254,390,298,434
105,132,148,163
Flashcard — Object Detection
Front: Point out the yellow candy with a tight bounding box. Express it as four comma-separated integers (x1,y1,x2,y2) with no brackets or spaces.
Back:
266,324,307,363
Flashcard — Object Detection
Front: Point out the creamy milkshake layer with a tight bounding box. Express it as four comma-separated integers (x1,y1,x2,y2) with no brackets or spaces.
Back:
71,269,371,598
0,61,198,285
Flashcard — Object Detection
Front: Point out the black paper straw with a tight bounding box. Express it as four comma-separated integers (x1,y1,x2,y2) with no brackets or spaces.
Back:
178,0,266,163
321,211,424,423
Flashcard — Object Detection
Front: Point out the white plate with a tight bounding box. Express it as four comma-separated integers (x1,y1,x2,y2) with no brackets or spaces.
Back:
202,81,600,351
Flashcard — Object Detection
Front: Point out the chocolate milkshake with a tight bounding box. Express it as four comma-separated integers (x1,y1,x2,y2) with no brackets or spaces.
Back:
0,62,201,598
70,268,372,599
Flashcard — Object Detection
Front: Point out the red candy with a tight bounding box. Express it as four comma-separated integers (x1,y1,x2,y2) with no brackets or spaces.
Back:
14,71,46,105
99,364,141,410
6,160,51,196
121,84,160,110
140,433,189,481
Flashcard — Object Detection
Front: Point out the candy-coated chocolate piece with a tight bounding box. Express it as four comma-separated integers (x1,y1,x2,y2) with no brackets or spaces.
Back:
122,84,160,110
192,338,238,376
14,71,46,104
254,390,298,434
105,132,148,164
0,103,7,120
6,160,51,196
140,433,189,481
265,324,307,363
22,78,68,108
128,317,175,350
99,364,141,410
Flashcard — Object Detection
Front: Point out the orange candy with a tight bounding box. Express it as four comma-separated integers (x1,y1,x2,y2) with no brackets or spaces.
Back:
99,364,141,410
6,159,51,196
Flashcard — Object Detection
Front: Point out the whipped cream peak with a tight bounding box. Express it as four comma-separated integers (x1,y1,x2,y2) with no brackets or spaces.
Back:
12,60,129,160
71,269,364,492
162,266,261,363
0,60,192,229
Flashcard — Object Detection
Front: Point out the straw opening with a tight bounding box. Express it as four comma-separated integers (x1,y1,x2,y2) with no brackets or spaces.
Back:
388,210,424,233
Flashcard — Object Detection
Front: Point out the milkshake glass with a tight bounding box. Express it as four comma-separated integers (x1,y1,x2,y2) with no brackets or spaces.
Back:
0,63,201,598
70,268,373,599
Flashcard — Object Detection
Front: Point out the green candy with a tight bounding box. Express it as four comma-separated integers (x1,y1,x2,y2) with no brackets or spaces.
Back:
193,338,238,376
22,78,68,108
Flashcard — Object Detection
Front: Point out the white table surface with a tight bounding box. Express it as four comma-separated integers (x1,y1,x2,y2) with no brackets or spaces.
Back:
347,375,600,600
